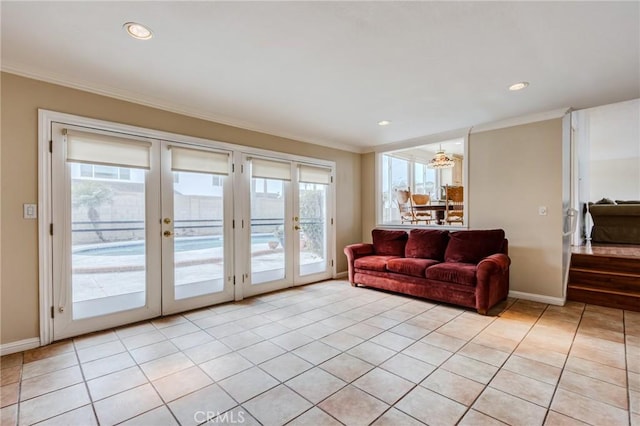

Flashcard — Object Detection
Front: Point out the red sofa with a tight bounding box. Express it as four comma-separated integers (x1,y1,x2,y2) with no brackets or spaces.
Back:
344,229,510,315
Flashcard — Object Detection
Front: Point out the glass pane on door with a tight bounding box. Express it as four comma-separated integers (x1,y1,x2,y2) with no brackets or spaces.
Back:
172,171,225,299
298,182,328,276
250,178,286,284
70,164,147,319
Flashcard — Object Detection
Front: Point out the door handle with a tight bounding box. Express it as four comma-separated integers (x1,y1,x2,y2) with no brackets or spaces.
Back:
163,230,173,237
294,225,301,231
163,218,172,224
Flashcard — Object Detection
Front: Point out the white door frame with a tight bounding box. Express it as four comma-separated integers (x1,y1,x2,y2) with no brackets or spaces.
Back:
293,162,335,285
160,141,235,315
239,155,335,298
38,109,336,345
50,122,163,340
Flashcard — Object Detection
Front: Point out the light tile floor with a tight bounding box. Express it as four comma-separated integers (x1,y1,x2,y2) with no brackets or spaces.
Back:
1,280,639,426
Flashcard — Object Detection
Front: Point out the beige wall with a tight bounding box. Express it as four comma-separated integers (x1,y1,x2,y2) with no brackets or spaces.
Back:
468,119,564,299
360,152,376,242
360,119,565,299
0,72,362,344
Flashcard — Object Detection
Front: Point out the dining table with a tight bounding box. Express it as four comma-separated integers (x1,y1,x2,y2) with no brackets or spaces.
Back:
413,201,461,225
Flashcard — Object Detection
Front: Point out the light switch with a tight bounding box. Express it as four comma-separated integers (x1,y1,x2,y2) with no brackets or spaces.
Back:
538,206,547,216
23,203,37,219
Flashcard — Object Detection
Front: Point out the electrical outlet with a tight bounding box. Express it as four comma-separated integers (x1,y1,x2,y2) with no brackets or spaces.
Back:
538,206,547,216
23,204,37,219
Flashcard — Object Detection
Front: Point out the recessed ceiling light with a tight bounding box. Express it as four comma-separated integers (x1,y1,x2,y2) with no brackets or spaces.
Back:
123,22,153,40
509,81,529,91
378,120,391,126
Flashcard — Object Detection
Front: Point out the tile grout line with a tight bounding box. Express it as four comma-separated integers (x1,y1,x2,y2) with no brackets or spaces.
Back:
460,303,586,423
232,291,438,425
538,303,630,424
537,302,584,425
367,300,503,425
551,305,632,424
1,290,524,425
257,294,432,425
8,282,637,426
284,294,436,426
74,340,100,426
425,301,523,425
220,285,412,425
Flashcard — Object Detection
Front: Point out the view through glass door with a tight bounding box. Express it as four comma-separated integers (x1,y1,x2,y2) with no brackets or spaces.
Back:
161,143,234,315
295,165,332,281
49,121,333,340
51,124,162,340
242,156,333,297
51,124,234,339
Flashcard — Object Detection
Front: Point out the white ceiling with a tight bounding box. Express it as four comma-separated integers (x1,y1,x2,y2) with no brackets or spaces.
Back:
2,1,639,153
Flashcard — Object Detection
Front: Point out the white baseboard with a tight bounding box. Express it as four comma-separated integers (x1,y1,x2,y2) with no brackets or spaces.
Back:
508,291,565,306
1,337,41,356
333,271,348,279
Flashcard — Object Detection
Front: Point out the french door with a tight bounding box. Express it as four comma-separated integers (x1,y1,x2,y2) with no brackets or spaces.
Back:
51,124,233,339
240,155,333,297
160,143,235,315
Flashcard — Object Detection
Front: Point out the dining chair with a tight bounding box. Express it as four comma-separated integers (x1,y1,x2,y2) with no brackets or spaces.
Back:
411,193,434,224
395,188,416,224
445,185,464,225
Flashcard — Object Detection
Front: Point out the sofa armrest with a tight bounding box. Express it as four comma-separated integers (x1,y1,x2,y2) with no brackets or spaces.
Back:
343,243,375,284
475,253,511,314
478,253,510,274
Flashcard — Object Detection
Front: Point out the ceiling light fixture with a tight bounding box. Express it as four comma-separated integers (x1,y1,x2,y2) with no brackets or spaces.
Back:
377,120,391,126
123,22,153,40
427,146,455,169
509,81,529,91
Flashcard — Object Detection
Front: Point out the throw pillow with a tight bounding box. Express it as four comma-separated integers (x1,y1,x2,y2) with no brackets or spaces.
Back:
405,229,449,261
594,198,616,205
372,229,408,256
444,229,505,264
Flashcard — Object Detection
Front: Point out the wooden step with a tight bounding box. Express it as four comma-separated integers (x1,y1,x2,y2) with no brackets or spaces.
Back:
567,285,640,311
570,253,640,275
567,251,640,312
569,268,640,292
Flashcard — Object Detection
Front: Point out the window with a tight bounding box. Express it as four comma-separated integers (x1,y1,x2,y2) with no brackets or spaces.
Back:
378,138,465,226
74,164,134,181
252,177,282,197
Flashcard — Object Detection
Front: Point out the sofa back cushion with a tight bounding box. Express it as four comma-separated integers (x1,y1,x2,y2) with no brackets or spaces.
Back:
372,229,408,256
444,229,505,264
405,229,449,261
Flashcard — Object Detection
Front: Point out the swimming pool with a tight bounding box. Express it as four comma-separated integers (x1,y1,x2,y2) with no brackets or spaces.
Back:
74,234,276,256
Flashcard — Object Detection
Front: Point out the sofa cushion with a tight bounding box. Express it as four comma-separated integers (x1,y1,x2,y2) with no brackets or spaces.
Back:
354,255,399,272
426,262,477,286
615,200,640,205
405,229,449,260
372,229,408,256
444,229,505,264
387,258,440,278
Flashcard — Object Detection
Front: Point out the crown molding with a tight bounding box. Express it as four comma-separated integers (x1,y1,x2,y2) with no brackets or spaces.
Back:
362,107,571,153
1,65,365,154
367,127,470,154
1,65,572,156
470,107,571,134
